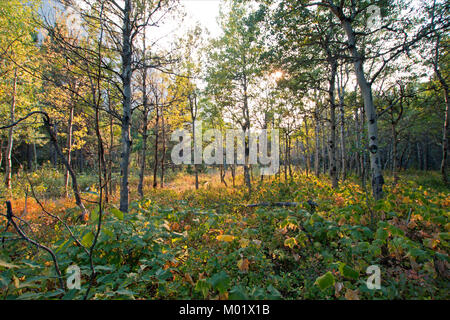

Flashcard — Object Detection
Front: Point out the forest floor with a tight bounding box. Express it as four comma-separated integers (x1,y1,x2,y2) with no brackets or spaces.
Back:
0,169,449,300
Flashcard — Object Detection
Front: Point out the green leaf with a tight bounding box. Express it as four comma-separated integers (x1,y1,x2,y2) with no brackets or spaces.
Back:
116,289,136,297
90,205,99,222
111,207,124,220
195,279,211,299
229,285,248,300
439,233,450,241
62,289,78,300
208,271,230,294
434,252,450,262
376,227,388,241
43,290,65,299
95,265,115,272
284,237,297,249
408,248,428,259
369,244,382,257
81,231,94,247
55,239,69,253
338,263,359,280
155,268,172,281
16,292,44,300
389,225,405,237
266,285,282,299
314,271,335,290
102,227,114,238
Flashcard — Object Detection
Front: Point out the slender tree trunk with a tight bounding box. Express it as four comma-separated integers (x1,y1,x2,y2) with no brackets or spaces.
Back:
288,135,292,178
432,34,449,184
304,117,311,176
42,115,88,219
108,93,114,197
193,121,199,190
314,112,320,177
337,14,384,199
78,148,84,172
404,146,412,171
119,0,133,212
137,61,149,197
138,112,148,197
220,164,227,186
33,142,37,170
64,105,74,197
435,75,449,183
416,142,422,170
242,75,252,194
95,106,108,203
328,59,338,189
0,139,3,169
359,105,366,178
25,144,32,170
384,145,390,171
441,93,449,183
321,119,327,174
51,123,58,168
354,107,361,177
194,165,199,190
338,82,346,181
153,107,159,189
392,123,398,184
189,93,200,190
160,107,166,188
243,138,251,191
5,70,17,190
231,164,236,187
284,133,288,181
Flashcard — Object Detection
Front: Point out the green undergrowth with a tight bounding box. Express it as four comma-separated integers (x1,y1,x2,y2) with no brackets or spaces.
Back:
1,172,449,300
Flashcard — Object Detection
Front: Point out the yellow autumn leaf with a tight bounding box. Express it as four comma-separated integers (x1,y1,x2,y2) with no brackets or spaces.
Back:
184,273,194,286
284,237,297,249
239,238,250,248
345,289,360,300
217,234,235,242
219,292,229,300
237,258,249,272
13,275,19,288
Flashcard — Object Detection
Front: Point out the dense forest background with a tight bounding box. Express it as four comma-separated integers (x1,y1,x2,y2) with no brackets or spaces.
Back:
0,0,448,300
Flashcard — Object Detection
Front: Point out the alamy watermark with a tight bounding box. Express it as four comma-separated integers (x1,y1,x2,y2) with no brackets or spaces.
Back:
367,5,382,30
366,265,381,290
170,121,280,175
66,264,81,290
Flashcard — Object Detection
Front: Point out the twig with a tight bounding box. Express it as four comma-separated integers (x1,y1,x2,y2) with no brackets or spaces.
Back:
0,111,88,219
25,172,89,254
5,201,65,291
406,208,412,225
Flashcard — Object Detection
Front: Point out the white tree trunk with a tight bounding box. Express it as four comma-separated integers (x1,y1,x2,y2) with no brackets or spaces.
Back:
119,0,133,212
339,18,384,200
64,105,74,197
4,70,17,190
